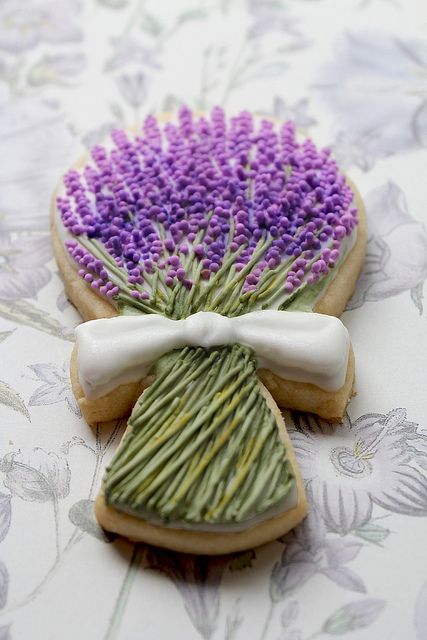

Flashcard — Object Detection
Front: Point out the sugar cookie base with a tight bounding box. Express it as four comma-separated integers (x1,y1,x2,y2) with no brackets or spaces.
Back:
69,344,355,424
51,161,366,552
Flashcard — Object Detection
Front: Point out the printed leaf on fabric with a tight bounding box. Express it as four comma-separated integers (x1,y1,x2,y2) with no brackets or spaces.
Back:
320,567,366,594
0,331,14,344
0,300,73,341
0,561,8,609
0,494,11,544
68,499,114,542
322,598,386,634
0,381,30,421
353,521,390,546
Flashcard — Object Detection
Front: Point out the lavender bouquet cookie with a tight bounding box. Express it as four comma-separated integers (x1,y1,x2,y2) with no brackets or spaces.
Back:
51,107,366,554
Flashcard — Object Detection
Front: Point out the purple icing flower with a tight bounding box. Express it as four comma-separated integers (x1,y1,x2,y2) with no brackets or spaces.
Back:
56,107,358,317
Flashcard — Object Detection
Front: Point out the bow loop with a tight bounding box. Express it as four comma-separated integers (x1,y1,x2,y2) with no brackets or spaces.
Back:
75,310,350,399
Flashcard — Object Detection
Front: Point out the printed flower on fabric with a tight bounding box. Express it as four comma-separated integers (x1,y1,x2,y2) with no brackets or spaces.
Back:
27,53,86,87
331,130,382,173
348,182,427,311
317,32,427,161
116,72,147,109
269,97,317,131
28,362,80,416
290,408,427,534
247,0,307,44
0,235,52,300
0,448,71,502
105,39,161,75
0,97,78,234
0,0,82,53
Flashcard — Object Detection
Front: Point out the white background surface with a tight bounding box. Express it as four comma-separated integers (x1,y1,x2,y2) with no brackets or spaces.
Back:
0,1,427,638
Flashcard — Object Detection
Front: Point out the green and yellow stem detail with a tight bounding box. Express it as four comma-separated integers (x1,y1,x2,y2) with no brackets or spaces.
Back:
104,345,294,526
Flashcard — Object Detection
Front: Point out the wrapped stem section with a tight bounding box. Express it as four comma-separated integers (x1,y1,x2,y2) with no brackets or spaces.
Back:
104,345,294,527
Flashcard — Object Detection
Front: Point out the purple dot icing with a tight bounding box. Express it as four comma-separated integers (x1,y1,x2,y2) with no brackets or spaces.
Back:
176,268,186,280
59,106,359,301
246,274,258,285
168,255,180,268
194,244,205,258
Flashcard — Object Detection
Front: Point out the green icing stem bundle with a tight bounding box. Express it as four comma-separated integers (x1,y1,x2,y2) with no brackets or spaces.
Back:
104,345,293,526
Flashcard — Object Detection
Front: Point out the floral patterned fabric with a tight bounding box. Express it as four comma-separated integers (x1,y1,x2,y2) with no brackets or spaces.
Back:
0,1,426,638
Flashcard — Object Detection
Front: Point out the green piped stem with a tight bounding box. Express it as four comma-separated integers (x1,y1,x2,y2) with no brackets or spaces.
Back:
104,345,294,526
202,236,272,313
74,222,344,318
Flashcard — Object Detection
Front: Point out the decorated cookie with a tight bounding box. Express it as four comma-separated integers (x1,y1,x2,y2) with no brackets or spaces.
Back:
51,108,366,554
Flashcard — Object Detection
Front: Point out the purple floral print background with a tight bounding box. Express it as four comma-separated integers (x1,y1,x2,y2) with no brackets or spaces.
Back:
0,0,426,639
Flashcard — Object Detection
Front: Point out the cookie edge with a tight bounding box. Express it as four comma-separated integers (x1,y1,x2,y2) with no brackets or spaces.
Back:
94,380,308,555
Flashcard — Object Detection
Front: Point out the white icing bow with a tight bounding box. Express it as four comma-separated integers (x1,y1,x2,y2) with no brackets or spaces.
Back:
75,310,350,399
